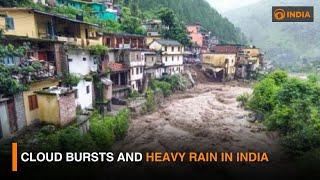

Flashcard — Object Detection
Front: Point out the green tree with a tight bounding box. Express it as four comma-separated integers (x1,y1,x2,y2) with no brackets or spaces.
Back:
0,64,26,95
136,0,247,44
158,8,175,27
247,70,320,156
88,44,108,56
142,89,156,113
158,8,191,46
0,33,27,95
120,7,145,34
62,73,81,88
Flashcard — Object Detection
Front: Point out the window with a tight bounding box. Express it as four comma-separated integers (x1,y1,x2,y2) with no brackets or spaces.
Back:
140,67,143,73
151,57,154,62
136,67,139,75
136,54,139,61
178,47,181,52
132,69,134,75
5,17,15,30
171,46,174,52
165,46,167,51
28,95,38,111
83,57,87,61
165,57,168,62
172,56,174,61
86,86,90,94
3,56,15,66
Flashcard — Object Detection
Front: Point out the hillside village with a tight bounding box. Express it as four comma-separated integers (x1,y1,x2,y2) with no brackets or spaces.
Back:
0,0,263,141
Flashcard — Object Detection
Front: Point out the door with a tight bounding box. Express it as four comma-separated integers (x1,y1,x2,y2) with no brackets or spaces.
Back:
7,99,18,133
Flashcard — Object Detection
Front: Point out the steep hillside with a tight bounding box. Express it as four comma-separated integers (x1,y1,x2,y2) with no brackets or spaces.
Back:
225,0,320,69
135,0,247,44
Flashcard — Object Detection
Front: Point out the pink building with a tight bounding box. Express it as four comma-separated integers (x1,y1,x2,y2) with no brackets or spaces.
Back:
187,25,204,47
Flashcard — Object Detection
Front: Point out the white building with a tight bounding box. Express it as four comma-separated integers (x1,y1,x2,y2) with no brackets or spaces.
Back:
144,51,164,79
109,50,146,92
149,39,184,75
67,49,98,109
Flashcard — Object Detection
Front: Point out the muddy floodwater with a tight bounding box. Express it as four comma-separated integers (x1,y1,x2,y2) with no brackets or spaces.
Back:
114,83,283,160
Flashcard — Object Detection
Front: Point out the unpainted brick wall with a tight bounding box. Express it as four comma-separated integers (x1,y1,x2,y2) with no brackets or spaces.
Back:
58,93,76,126
14,93,27,130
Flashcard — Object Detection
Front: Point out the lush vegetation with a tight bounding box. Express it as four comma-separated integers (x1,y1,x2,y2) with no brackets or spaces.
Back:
134,0,247,44
150,79,172,97
149,74,188,97
31,109,130,152
62,73,81,87
157,7,191,46
4,0,245,45
119,6,145,35
241,70,320,158
0,64,27,95
0,31,28,95
142,74,189,114
141,89,156,114
88,44,108,56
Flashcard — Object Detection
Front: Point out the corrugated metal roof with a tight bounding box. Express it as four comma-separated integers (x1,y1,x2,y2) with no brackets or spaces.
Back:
154,39,181,46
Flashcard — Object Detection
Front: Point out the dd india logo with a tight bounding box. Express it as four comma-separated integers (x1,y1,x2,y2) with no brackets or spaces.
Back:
272,6,314,22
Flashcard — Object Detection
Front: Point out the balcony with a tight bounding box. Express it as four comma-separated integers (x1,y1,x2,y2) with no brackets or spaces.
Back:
56,36,80,46
56,36,102,47
87,38,102,46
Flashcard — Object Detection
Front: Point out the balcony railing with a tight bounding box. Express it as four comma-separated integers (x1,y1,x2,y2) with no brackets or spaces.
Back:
56,36,102,47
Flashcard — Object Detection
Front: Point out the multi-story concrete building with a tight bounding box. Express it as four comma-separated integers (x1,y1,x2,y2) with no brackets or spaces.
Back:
187,24,204,47
103,33,147,94
149,39,184,76
0,27,66,133
144,51,164,79
0,8,107,130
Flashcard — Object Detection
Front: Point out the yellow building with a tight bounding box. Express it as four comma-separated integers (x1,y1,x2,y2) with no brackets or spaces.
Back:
202,53,236,81
146,35,161,45
22,79,59,125
0,8,102,47
36,87,76,127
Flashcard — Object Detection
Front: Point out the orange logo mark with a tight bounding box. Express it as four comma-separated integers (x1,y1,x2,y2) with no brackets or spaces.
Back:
274,8,286,21
12,142,18,172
